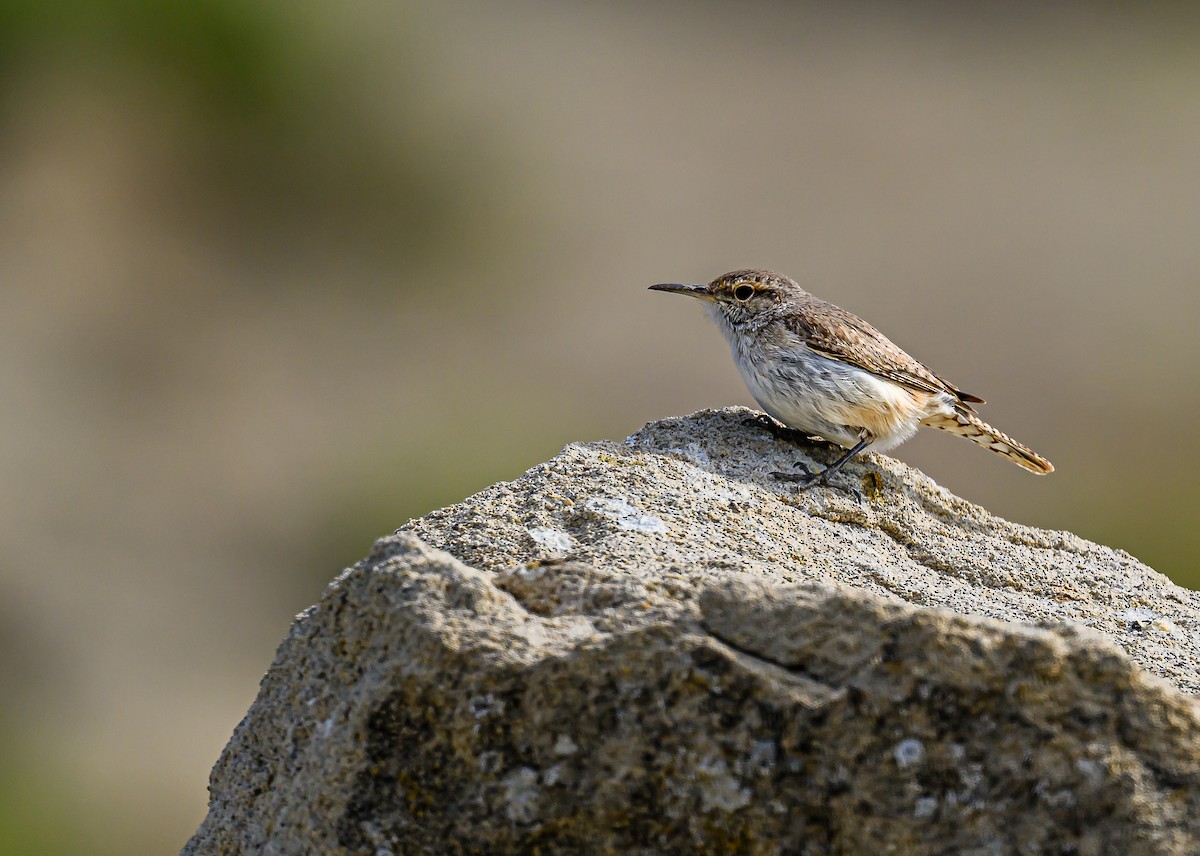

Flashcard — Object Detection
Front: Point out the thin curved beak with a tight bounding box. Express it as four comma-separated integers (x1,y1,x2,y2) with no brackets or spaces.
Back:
648,283,714,301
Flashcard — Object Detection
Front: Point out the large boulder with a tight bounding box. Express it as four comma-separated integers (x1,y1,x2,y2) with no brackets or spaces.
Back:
184,408,1200,855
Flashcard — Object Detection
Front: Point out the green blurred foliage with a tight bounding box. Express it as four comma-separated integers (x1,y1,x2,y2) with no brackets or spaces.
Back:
0,733,90,856
1089,492,1200,590
0,0,489,267
0,0,294,112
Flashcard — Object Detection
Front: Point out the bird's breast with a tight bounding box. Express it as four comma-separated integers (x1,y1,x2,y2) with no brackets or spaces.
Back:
717,320,930,450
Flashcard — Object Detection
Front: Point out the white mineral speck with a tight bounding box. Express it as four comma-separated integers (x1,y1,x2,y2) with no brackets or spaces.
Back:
894,738,926,768
554,734,578,756
1075,757,1105,789
502,767,541,822
914,797,938,819
585,497,668,534
672,442,711,465
527,526,574,552
697,757,751,812
1119,607,1158,625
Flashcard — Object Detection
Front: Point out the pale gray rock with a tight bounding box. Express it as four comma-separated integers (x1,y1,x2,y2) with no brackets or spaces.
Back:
185,408,1200,855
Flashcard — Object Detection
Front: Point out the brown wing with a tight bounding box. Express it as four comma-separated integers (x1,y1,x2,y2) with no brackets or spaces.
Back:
785,299,984,406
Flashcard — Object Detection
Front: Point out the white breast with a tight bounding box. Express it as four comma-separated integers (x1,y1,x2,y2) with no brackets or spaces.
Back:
709,305,938,451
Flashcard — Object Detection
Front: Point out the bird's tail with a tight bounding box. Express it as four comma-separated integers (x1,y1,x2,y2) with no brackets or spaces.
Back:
921,409,1054,475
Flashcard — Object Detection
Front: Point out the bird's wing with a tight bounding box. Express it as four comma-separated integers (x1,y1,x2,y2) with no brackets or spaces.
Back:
784,300,984,406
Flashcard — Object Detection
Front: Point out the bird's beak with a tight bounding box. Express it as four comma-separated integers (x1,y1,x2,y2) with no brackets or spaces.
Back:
648,283,715,301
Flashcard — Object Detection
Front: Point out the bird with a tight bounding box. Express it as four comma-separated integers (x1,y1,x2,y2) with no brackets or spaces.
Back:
649,269,1053,487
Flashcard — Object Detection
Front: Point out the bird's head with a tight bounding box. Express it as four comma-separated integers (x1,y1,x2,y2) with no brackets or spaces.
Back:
649,269,801,326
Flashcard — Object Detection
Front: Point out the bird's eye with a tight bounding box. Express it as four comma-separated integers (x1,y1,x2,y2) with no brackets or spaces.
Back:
733,284,755,301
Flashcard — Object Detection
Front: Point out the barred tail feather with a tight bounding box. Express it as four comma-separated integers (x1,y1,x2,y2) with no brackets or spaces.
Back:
921,409,1054,475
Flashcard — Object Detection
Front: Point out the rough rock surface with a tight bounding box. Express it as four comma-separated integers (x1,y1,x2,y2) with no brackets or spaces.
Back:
185,408,1200,855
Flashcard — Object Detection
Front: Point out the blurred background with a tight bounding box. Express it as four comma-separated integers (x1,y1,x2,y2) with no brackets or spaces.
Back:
2,1,1199,852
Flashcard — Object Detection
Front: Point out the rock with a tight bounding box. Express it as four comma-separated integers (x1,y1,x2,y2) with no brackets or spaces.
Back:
184,408,1200,855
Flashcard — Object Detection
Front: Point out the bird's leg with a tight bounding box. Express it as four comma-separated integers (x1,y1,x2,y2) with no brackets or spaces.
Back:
772,431,873,488
743,413,840,450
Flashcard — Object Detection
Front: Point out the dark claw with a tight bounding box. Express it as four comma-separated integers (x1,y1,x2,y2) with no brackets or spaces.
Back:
772,468,865,498
769,460,819,485
771,469,823,488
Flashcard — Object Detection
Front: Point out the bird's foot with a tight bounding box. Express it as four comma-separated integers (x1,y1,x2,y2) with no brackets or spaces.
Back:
770,461,825,488
771,461,863,500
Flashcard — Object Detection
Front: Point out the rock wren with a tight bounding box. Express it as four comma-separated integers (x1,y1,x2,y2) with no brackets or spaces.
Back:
650,269,1053,487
